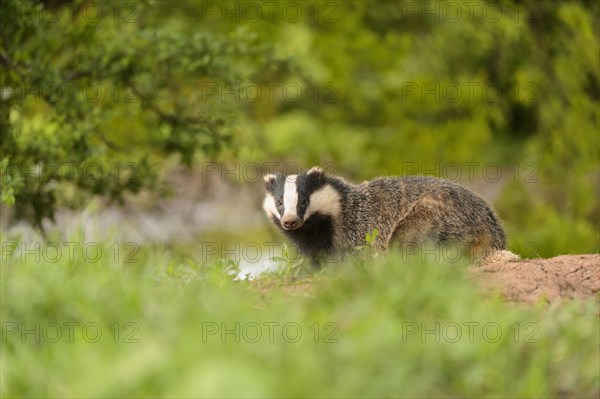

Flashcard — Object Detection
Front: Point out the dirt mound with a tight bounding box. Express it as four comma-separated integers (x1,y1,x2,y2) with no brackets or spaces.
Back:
474,254,600,304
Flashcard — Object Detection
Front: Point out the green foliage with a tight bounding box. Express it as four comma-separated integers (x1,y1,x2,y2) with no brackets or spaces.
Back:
354,228,380,256
0,158,21,206
2,236,598,397
0,0,292,228
242,0,600,256
500,181,599,257
2,3,598,397
364,228,379,247
1,0,598,251
268,242,310,278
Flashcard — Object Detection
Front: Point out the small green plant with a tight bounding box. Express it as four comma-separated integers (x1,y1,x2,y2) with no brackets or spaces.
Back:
354,228,380,258
365,228,379,247
212,258,241,278
270,243,306,277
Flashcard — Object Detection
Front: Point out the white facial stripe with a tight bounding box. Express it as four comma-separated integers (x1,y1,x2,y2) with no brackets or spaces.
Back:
304,185,341,220
262,193,280,220
282,175,298,217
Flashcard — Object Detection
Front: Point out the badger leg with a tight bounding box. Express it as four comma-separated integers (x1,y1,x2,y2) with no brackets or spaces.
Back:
467,233,493,264
309,254,322,270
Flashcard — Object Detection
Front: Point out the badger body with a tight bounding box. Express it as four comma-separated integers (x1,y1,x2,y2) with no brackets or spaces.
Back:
263,167,510,265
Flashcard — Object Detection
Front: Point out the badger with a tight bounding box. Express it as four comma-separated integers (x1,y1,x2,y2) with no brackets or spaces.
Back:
262,166,517,266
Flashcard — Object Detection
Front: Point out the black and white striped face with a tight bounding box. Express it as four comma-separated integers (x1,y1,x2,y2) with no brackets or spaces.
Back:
262,167,341,230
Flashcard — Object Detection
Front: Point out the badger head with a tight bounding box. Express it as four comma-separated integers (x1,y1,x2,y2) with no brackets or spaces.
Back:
262,166,341,231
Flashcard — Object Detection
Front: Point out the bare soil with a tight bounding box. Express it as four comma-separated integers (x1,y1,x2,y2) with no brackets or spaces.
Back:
473,254,600,304
252,255,600,306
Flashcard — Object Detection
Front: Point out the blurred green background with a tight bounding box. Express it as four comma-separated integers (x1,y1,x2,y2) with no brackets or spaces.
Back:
1,0,599,256
1,1,600,398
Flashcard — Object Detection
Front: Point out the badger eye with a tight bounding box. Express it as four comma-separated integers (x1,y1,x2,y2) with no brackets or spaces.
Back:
299,197,307,205
276,199,283,207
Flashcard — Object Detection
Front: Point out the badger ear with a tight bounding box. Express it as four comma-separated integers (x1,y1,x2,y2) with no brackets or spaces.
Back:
306,166,326,185
307,166,324,176
263,174,277,191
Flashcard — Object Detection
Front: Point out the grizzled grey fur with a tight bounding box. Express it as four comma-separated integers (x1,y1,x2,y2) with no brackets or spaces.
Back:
263,167,509,265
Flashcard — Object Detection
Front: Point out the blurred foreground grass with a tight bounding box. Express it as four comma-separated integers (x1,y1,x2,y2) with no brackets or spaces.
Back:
1,234,598,398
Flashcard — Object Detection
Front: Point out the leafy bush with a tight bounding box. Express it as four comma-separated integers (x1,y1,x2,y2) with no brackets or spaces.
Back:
2,235,598,397
1,0,598,255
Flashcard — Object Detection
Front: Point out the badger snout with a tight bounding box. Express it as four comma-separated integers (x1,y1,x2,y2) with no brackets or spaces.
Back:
281,214,302,230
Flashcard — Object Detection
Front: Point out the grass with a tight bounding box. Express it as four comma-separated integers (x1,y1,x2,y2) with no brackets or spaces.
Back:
1,232,599,398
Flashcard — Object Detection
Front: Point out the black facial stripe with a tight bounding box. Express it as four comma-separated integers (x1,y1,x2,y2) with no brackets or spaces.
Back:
266,174,286,216
265,174,284,195
294,171,327,219
296,193,308,219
